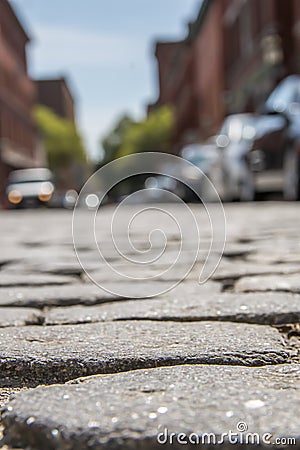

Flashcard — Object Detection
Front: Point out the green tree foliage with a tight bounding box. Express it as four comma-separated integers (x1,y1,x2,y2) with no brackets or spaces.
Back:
101,115,134,163
34,106,87,170
118,106,174,158
101,106,174,163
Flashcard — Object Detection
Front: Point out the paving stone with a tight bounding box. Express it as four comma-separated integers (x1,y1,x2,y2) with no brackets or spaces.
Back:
0,308,42,328
84,247,209,267
279,325,300,363
44,292,300,326
79,248,213,283
0,387,28,409
2,364,300,449
0,321,289,386
0,273,78,287
0,284,120,308
82,264,216,285
2,259,102,278
0,280,221,308
222,244,254,258
0,244,76,266
0,246,32,263
1,204,300,449
0,258,14,268
235,274,300,293
212,260,300,281
246,251,300,265
1,262,83,277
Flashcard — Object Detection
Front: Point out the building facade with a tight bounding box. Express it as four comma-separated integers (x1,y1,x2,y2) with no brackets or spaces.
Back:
0,0,41,205
190,0,225,139
35,78,75,123
154,40,197,146
222,0,295,113
153,0,300,150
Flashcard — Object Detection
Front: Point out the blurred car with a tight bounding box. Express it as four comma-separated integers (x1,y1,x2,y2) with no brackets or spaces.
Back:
213,114,262,202
6,168,54,208
145,175,178,192
248,75,300,199
49,189,78,209
141,175,180,203
180,141,219,201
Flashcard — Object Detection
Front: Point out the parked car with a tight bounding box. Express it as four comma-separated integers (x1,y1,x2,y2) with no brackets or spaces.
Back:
143,158,195,202
248,75,300,199
213,114,261,201
6,168,54,208
180,140,219,201
143,172,185,203
49,189,78,209
145,175,178,193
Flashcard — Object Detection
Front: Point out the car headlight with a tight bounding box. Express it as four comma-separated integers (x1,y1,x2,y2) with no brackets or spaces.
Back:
8,190,23,204
38,193,52,202
40,182,54,195
38,182,54,202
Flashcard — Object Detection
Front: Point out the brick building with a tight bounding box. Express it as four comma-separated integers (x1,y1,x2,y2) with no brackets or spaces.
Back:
153,0,300,150
35,77,75,123
0,0,42,205
154,40,197,145
189,0,225,139
223,0,294,113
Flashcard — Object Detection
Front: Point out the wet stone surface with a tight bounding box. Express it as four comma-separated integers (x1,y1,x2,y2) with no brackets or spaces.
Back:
2,364,300,450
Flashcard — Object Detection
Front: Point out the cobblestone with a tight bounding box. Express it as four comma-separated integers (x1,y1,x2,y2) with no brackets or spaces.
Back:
0,321,288,386
44,292,300,325
0,204,299,449
2,365,300,450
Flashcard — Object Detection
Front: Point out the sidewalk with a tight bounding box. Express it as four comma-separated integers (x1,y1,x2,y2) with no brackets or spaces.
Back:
0,203,299,449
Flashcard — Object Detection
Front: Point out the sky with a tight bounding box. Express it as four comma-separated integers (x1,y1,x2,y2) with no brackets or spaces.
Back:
11,0,201,160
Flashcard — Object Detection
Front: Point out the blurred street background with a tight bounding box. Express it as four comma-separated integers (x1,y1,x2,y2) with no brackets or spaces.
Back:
2,0,300,206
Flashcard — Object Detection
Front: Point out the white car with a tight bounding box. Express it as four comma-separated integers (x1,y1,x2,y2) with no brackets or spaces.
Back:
6,168,54,208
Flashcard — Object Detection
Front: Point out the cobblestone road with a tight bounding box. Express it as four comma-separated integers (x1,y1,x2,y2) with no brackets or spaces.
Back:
0,203,299,449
